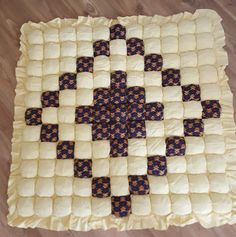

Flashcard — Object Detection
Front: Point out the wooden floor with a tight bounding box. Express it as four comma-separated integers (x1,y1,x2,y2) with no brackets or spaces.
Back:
0,0,236,236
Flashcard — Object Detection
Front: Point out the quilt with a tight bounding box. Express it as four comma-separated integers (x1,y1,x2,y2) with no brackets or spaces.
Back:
7,9,236,231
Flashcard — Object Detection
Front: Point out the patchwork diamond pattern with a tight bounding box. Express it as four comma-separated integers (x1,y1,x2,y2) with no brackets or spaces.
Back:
57,141,75,159
25,108,42,125
40,124,58,142
112,195,131,217
144,54,163,71
76,57,94,73
128,175,150,195
182,84,201,101
147,155,167,176
92,177,111,198
93,40,110,57
74,159,92,178
41,91,59,107
201,100,221,118
59,73,77,90
127,38,144,56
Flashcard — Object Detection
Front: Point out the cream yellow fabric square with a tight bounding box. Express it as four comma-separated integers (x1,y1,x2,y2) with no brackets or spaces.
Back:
180,51,198,67
189,174,209,193
110,55,126,71
77,41,93,57
61,41,77,57
76,89,93,106
180,67,199,85
60,57,76,73
60,27,76,41
171,195,192,215
203,119,223,135
143,23,160,38
178,19,196,35
209,174,229,193
148,176,169,194
75,141,92,159
21,142,39,160
205,135,225,154
186,154,207,174
184,101,202,118
43,75,59,91
200,84,221,100
55,159,74,176
110,157,128,176
198,49,216,66
26,77,42,91
128,139,147,157
144,38,161,54
39,142,57,159
44,28,59,42
59,124,75,141
94,55,110,71
162,54,180,69
28,44,43,60
131,195,151,216
42,107,58,124
72,197,91,217
161,22,178,36
93,71,110,88
127,156,147,175
126,55,144,71
17,197,34,217
190,194,212,214
59,89,76,106
164,119,184,136
17,178,35,197
43,59,59,75
195,17,212,33
92,140,110,159
150,195,171,215
25,92,42,107
109,39,127,55
55,177,73,196
92,159,109,177
93,26,109,41
210,193,232,214
161,36,178,54
163,86,182,102
185,137,205,155
145,121,164,137
44,43,60,59
91,197,111,217
207,154,226,173
77,25,92,41
77,72,93,89
110,176,129,196
73,178,92,197
35,197,53,217
35,178,54,197
196,32,214,50
38,160,55,177
179,34,196,52
167,156,186,173
23,126,41,141
126,24,143,39
127,71,144,87
168,174,189,194
147,138,166,156
27,60,42,76
27,29,43,44
53,197,72,217
164,102,183,119
58,107,75,124
144,71,162,86
75,124,92,141
199,65,218,84
145,86,163,103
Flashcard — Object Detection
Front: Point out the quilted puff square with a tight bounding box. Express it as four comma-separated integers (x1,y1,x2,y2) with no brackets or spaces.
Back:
127,120,146,138
75,106,94,124
25,108,42,125
111,195,131,218
162,69,181,87
110,24,126,40
93,40,110,57
92,177,111,198
147,155,167,176
40,124,58,142
41,91,59,108
128,175,150,195
110,88,127,105
110,122,127,139
127,38,144,56
128,103,145,121
110,104,127,123
166,136,186,156
59,73,77,90
93,88,110,106
111,71,127,89
76,57,94,73
145,102,164,121
74,159,92,178
57,141,75,159
127,86,145,104
201,100,221,118
110,139,128,157
144,54,163,71
92,123,110,141
184,119,204,136
94,105,110,123
182,84,201,101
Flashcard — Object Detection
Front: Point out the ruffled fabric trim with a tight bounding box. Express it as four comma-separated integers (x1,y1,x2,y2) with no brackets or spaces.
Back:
7,9,236,231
